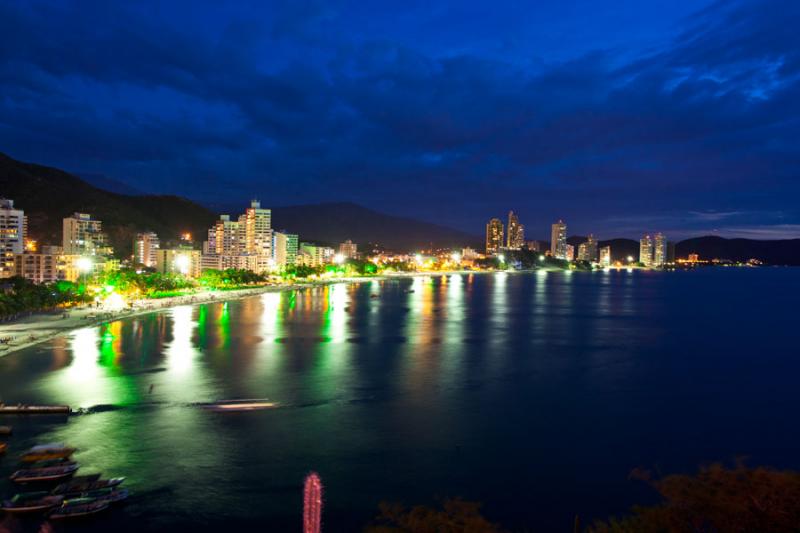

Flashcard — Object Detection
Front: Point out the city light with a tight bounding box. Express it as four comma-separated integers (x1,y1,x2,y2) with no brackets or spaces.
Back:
451,252,461,263
627,255,635,263
76,256,93,273
175,254,191,275
498,254,505,262
334,253,345,264
539,255,545,261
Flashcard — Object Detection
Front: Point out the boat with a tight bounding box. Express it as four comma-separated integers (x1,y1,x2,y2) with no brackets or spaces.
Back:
1,491,64,513
11,463,79,483
81,488,129,504
0,425,11,435
52,477,125,495
21,443,77,462
0,404,71,415
0,442,6,455
48,497,109,520
197,399,277,412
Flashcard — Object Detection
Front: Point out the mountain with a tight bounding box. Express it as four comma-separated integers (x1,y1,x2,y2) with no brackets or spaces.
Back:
271,202,480,251
676,236,800,265
0,152,216,256
78,173,144,196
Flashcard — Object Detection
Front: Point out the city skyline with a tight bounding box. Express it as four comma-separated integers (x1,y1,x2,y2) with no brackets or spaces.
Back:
1,1,798,240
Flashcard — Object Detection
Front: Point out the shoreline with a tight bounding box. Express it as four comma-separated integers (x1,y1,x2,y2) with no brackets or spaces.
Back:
0,271,482,358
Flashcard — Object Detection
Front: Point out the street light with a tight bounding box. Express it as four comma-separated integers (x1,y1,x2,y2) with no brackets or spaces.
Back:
76,257,93,273
498,254,505,263
334,253,345,265
451,252,461,263
539,255,545,261
627,255,635,263
175,254,191,275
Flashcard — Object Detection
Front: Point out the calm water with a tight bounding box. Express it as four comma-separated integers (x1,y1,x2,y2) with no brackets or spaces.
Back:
0,269,798,531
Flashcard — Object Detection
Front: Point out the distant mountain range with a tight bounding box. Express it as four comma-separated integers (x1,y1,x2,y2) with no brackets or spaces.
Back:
1,151,798,263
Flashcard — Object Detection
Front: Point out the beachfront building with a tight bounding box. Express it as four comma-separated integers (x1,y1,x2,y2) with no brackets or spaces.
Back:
134,231,160,267
0,198,26,278
298,243,335,267
202,201,274,274
506,211,524,250
551,220,567,259
640,235,654,266
273,231,299,268
62,213,112,257
565,244,575,262
339,239,358,259
654,233,667,266
577,234,599,262
599,246,612,267
485,218,504,256
156,248,202,278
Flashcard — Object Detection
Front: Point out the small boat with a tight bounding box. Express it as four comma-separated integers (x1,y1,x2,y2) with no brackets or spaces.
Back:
52,477,125,495
81,488,129,505
0,425,11,435
197,399,277,412
21,443,77,463
0,404,71,415
0,442,6,455
2,491,64,513
11,463,79,483
48,497,109,520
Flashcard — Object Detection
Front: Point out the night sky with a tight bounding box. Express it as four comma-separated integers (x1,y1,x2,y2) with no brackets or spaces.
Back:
2,1,799,239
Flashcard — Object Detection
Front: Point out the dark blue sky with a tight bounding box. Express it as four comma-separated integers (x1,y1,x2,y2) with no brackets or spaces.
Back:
2,0,799,239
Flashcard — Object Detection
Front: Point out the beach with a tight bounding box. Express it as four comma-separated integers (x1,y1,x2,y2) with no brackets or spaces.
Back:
0,271,492,358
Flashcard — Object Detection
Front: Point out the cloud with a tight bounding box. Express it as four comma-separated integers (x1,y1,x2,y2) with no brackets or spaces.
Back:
0,0,798,238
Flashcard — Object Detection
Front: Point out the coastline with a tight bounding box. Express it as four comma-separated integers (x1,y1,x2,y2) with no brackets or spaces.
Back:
0,270,485,358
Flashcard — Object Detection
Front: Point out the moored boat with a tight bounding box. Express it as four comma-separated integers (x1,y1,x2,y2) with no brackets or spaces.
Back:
0,404,71,415
21,443,77,463
0,425,11,435
48,497,109,520
52,477,125,495
11,463,79,483
1,491,64,513
79,488,129,504
0,442,6,455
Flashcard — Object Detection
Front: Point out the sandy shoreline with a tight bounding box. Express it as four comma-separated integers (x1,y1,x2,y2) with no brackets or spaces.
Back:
0,270,494,358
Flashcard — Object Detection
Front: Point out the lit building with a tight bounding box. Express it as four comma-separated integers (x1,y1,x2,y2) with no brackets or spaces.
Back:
205,215,242,255
0,198,26,278
599,245,612,266
525,240,540,252
653,233,667,266
339,239,358,259
134,232,160,267
298,243,335,267
506,211,524,250
577,234,598,262
156,248,202,278
240,200,272,258
639,235,654,266
550,220,567,259
13,246,67,284
273,231,299,267
485,218,504,255
461,247,479,260
688,253,700,263
565,243,575,262
62,213,111,257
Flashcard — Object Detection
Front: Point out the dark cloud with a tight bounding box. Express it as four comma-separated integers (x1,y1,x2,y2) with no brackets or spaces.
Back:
0,0,798,238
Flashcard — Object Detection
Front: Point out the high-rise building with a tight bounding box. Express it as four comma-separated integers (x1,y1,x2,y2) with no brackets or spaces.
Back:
653,233,667,266
134,232,160,267
206,215,241,255
273,231,299,267
639,235,654,266
565,244,575,262
577,234,599,262
339,239,358,259
550,220,567,259
0,198,26,278
506,211,524,250
62,213,111,257
599,246,612,266
240,200,272,258
485,218,504,255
